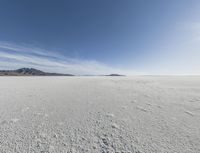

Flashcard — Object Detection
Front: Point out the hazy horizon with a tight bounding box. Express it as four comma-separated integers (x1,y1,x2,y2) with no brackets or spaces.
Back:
0,0,200,75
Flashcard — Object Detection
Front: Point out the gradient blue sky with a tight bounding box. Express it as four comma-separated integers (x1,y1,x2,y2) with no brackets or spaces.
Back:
0,0,200,75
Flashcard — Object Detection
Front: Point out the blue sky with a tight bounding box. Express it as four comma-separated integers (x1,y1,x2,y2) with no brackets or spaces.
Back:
0,0,200,75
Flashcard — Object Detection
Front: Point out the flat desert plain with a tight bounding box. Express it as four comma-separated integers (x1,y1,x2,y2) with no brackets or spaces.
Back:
0,76,200,153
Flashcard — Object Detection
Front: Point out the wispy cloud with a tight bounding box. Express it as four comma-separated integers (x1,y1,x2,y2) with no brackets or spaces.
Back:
0,41,135,75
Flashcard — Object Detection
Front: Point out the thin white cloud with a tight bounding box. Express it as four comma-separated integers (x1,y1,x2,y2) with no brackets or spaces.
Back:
0,41,136,75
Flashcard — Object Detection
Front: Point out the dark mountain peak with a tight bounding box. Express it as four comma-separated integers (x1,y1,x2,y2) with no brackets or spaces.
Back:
15,68,45,75
0,68,74,76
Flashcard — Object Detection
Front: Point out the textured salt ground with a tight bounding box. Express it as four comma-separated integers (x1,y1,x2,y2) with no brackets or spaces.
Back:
0,76,200,153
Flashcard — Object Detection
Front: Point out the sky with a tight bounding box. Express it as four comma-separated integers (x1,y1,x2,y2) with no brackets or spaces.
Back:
0,0,200,75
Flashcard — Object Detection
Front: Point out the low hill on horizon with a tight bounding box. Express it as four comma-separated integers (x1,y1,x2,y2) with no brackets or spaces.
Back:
106,74,126,76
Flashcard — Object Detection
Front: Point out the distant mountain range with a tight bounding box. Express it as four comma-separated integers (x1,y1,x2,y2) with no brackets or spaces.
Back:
0,68,74,76
0,68,125,76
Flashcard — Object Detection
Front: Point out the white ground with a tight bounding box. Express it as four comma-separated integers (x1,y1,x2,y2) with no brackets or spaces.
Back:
0,76,200,153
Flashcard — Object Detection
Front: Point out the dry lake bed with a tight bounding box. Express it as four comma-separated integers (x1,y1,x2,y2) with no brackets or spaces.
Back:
0,76,200,153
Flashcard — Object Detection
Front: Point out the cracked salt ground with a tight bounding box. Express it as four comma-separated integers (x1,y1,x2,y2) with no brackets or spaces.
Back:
0,76,200,152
